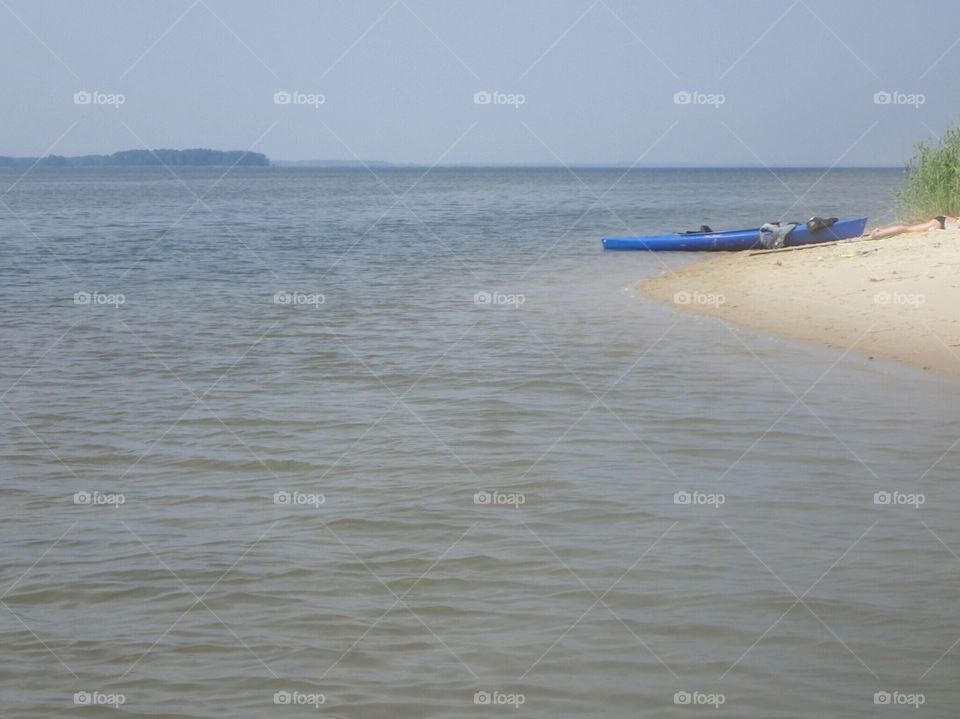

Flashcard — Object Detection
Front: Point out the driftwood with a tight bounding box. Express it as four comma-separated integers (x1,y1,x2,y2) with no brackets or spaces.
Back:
747,235,870,257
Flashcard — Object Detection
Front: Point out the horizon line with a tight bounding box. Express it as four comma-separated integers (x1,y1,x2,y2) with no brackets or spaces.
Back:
274,161,904,169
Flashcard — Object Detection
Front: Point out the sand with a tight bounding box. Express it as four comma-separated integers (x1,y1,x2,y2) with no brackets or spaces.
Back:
638,228,960,378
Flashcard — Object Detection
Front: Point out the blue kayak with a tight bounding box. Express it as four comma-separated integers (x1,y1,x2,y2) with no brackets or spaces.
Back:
602,217,868,251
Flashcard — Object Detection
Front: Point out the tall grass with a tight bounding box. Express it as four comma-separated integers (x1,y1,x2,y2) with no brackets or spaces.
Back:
896,121,960,220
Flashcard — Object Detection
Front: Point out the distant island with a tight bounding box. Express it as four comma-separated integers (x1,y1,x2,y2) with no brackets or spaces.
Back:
0,149,269,168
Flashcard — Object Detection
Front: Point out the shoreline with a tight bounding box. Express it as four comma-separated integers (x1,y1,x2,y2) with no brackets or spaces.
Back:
638,228,960,379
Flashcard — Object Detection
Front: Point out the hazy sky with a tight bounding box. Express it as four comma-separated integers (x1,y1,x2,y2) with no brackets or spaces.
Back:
1,0,958,165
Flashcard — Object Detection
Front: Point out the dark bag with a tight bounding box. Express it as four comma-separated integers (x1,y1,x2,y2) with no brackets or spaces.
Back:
806,216,838,234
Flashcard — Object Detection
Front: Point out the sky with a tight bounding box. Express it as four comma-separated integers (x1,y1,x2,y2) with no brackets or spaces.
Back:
1,0,958,166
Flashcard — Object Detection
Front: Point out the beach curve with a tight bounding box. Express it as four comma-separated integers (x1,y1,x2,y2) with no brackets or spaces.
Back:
637,229,960,378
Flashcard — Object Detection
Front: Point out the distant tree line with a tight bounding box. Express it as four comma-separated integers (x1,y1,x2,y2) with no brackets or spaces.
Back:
0,149,270,168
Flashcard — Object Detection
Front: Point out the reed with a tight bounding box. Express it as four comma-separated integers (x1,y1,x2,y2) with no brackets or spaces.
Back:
896,121,960,220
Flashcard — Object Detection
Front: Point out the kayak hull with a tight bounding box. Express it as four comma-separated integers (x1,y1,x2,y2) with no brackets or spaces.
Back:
601,217,868,251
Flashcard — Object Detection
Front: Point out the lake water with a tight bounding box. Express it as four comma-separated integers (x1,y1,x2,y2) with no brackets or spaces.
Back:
2,167,959,718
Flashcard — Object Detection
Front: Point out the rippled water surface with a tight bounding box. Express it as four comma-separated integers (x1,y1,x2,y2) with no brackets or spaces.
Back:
2,167,959,717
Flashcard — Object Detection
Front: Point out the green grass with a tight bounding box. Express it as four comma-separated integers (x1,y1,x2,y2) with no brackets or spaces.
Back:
896,121,960,221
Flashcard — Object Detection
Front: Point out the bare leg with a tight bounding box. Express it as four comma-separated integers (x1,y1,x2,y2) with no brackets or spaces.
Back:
869,219,941,240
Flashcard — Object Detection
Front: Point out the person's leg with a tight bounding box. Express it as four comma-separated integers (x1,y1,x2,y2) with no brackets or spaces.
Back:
869,219,940,240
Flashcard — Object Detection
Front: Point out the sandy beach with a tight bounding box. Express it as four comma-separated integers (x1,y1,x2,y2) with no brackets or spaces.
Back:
639,228,960,378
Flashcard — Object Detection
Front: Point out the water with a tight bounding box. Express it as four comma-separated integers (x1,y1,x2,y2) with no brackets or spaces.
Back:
2,167,958,718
